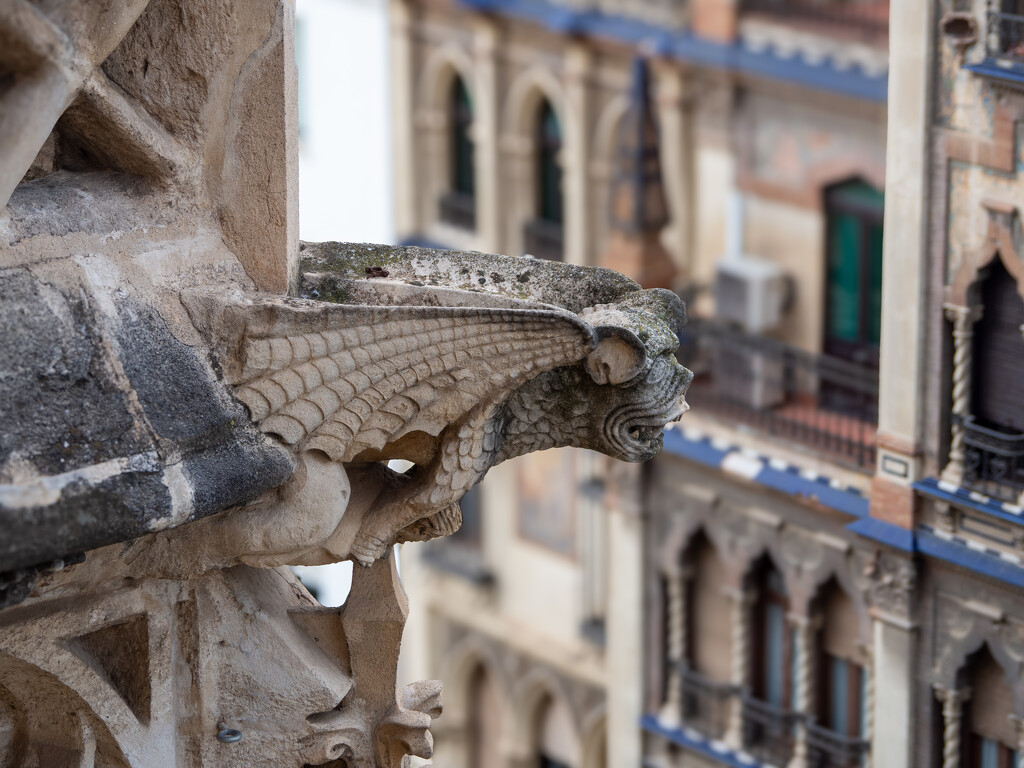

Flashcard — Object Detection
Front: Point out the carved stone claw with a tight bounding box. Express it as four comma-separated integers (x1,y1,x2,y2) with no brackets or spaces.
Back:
351,531,390,567
395,503,463,544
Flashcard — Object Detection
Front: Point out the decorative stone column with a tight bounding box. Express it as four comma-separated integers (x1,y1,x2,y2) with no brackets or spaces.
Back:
1012,715,1024,768
653,65,694,279
786,615,818,768
658,565,691,728
564,42,592,267
941,303,983,486
471,17,501,253
390,0,418,239
863,656,875,768
607,461,646,768
935,687,970,768
501,132,532,256
724,587,754,750
417,107,447,233
865,553,917,768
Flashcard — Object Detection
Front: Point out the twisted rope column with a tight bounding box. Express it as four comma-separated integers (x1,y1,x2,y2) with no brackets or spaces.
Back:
942,304,982,486
863,657,875,768
658,568,688,727
935,687,970,768
1012,715,1024,768
724,588,753,750
787,615,818,768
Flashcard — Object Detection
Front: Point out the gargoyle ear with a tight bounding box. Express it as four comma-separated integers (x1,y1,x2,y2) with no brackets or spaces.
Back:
585,331,646,385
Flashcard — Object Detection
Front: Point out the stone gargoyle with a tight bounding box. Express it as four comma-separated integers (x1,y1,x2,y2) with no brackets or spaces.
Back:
126,242,692,573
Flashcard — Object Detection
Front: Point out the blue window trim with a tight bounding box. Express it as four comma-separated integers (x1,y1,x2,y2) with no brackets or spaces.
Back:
965,59,1024,90
913,477,1024,528
458,0,887,103
641,715,764,768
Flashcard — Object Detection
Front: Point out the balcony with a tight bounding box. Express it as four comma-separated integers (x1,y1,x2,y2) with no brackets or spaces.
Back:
962,416,1024,503
438,190,476,231
523,218,564,262
740,0,889,42
806,722,870,768
679,666,735,741
742,695,797,767
678,320,879,471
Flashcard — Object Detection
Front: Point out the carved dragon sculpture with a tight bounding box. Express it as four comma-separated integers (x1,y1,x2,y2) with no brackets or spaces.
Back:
131,242,692,571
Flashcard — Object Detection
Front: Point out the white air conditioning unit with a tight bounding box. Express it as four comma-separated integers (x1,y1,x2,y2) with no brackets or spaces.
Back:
714,257,788,335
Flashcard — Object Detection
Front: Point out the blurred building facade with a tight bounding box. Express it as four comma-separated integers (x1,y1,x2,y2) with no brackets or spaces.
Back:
394,1,1024,767
391,0,889,766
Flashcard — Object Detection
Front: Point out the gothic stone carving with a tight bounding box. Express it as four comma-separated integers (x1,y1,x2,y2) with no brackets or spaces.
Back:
860,550,917,621
933,592,1024,696
0,2,691,766
126,243,692,572
1,242,691,766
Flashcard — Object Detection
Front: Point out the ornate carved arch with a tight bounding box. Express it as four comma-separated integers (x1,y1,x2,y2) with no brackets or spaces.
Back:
948,201,1024,308
933,594,1024,714
508,666,581,755
418,44,476,116
502,66,568,141
438,633,511,727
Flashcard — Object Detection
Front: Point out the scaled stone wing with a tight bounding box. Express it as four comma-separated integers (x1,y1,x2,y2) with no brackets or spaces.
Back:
199,292,599,462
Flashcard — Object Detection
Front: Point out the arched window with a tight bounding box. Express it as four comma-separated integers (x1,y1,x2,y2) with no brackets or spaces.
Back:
439,75,475,230
960,646,1019,768
536,99,563,225
971,258,1024,432
750,559,794,710
811,582,869,765
680,533,732,739
745,558,796,766
450,76,474,198
523,98,564,260
824,179,884,366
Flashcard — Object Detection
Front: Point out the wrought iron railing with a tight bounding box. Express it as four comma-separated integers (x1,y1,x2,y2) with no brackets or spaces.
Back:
986,5,1024,64
678,320,879,470
439,190,476,231
679,666,736,740
523,218,564,262
962,416,1024,502
806,722,870,768
742,695,798,767
740,0,889,38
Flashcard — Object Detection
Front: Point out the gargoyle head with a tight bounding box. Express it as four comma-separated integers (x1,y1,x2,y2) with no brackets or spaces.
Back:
581,290,691,461
499,288,691,465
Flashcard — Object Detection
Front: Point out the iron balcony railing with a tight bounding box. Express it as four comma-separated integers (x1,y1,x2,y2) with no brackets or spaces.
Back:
740,0,889,39
523,218,564,262
806,722,870,768
962,416,1024,502
438,190,476,231
742,695,798,767
678,320,879,471
986,5,1024,65
678,665,736,741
